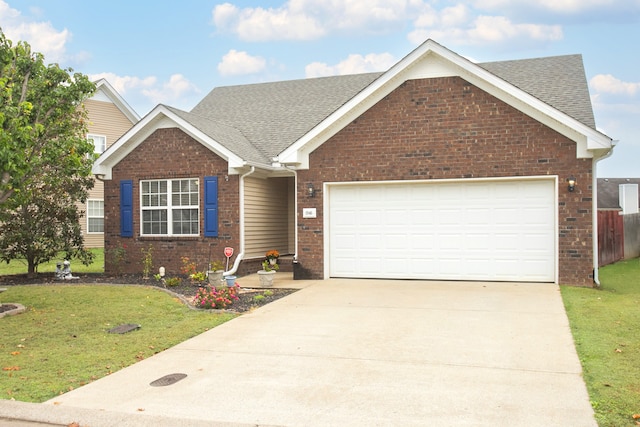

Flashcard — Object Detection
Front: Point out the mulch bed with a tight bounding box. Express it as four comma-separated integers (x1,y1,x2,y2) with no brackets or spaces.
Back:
0,273,297,313
0,303,18,314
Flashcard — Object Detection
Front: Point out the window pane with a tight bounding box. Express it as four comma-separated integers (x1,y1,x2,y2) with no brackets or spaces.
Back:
172,208,198,235
88,134,106,154
142,209,167,235
87,200,104,233
88,218,104,233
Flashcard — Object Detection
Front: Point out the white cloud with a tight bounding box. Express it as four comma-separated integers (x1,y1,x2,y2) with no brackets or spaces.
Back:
89,72,200,113
141,74,200,105
213,2,239,29
88,72,157,95
212,2,325,41
408,6,562,46
0,0,71,63
212,0,424,41
590,74,640,97
473,0,634,15
305,52,396,78
217,49,267,76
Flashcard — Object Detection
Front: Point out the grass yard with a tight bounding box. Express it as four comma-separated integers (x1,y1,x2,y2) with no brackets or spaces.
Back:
0,285,236,402
0,248,105,276
561,258,640,427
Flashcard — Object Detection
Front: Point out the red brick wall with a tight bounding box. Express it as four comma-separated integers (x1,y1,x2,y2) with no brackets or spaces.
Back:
104,128,240,277
297,77,594,286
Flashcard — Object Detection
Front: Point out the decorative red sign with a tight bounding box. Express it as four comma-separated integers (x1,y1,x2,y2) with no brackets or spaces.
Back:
224,247,234,258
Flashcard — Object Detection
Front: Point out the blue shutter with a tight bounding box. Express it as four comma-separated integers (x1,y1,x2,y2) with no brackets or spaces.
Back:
120,180,133,237
204,176,218,237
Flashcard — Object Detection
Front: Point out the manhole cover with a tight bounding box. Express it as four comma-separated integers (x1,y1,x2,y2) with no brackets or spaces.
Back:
150,373,187,387
108,323,140,334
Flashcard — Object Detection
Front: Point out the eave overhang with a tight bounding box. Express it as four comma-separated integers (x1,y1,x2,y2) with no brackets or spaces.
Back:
277,39,613,169
92,105,245,180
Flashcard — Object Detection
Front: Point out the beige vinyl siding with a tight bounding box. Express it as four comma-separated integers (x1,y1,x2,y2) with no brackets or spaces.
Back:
85,99,136,146
287,178,295,255
245,176,293,259
80,99,136,248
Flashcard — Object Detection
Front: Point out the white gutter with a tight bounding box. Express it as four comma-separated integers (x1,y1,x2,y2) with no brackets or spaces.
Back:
223,166,256,277
592,142,617,286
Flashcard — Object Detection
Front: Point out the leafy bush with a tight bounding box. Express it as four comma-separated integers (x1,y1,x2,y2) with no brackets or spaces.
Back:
210,260,224,271
164,277,181,287
141,245,153,278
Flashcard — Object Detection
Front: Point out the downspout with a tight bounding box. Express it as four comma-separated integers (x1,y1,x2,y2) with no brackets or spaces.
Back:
283,165,299,262
223,166,256,277
592,141,617,286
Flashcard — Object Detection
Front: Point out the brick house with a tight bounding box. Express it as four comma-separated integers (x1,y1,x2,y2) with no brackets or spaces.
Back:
92,40,613,286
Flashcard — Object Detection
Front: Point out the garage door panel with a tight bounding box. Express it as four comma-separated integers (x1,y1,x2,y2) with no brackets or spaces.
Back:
329,179,555,282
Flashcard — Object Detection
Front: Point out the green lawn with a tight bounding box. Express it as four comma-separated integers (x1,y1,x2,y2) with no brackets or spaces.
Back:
0,248,105,276
0,285,235,402
561,259,640,427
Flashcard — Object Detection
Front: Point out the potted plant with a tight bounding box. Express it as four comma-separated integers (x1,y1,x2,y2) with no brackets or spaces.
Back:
265,249,279,266
207,260,225,285
258,250,279,287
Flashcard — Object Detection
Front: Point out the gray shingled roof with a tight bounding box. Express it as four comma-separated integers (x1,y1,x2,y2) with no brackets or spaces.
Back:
597,178,640,209
190,72,382,160
184,54,595,163
479,55,595,128
167,106,267,163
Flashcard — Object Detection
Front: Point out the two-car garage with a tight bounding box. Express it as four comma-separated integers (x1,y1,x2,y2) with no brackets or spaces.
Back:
327,177,557,283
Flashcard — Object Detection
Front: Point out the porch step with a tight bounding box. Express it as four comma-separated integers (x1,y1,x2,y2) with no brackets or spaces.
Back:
275,255,294,272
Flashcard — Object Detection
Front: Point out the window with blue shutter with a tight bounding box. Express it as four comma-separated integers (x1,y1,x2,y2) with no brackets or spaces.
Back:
204,176,218,237
120,180,133,237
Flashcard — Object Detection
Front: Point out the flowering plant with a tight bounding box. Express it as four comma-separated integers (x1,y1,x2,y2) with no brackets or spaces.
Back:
265,249,279,260
181,257,207,283
192,284,240,309
180,257,197,275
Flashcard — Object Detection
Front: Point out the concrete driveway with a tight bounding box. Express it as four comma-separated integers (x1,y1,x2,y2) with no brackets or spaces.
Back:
1,278,596,426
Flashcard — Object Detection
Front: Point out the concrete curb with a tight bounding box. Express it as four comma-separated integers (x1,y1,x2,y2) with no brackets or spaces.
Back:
0,400,281,427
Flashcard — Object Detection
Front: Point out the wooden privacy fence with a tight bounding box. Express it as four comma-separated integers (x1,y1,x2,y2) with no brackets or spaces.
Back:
598,210,624,267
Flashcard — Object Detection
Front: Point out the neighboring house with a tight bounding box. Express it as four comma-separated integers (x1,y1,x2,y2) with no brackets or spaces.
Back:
81,79,139,248
93,39,614,286
597,178,640,265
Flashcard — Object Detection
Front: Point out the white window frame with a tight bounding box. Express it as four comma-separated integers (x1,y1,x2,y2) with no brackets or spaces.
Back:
86,199,104,234
88,134,107,154
140,178,200,236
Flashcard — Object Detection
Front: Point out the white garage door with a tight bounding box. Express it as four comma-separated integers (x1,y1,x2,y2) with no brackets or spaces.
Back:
328,178,556,282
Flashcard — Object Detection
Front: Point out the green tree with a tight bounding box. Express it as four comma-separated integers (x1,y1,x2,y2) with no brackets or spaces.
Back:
0,30,96,277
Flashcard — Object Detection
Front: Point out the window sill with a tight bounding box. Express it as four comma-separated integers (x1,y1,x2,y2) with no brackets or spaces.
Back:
139,235,201,241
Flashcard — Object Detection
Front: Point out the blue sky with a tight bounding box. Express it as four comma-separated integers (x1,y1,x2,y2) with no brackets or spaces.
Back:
2,0,639,177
